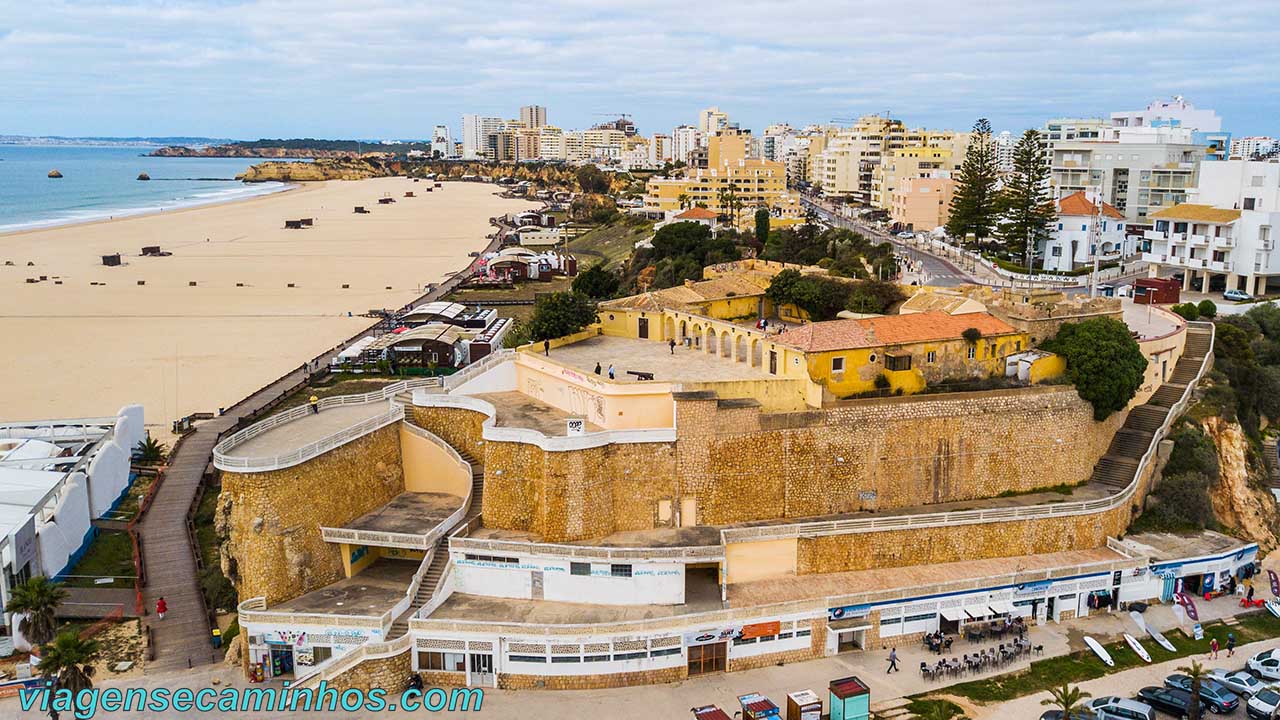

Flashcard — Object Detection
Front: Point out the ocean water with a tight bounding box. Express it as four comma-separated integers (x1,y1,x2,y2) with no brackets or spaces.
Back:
0,144,290,232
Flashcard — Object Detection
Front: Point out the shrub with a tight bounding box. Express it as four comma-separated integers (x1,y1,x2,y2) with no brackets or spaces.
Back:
1043,317,1148,420
874,373,892,390
1171,303,1200,321
962,327,983,343
1197,299,1218,318
1146,471,1216,531
527,291,598,342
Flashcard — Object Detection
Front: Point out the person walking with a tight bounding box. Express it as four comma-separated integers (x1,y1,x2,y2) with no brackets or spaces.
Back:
309,395,320,414
1248,583,1256,603
668,338,676,355
1227,632,1236,657
543,339,550,356
887,647,899,674
607,364,615,380
156,596,167,620
1209,636,1219,659
594,362,602,375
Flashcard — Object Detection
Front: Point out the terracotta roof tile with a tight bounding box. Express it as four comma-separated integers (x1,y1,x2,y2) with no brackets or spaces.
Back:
1148,203,1242,223
1057,191,1124,220
773,311,1017,352
675,207,719,220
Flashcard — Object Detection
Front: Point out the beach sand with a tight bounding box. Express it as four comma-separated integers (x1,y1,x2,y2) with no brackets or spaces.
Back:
0,177,534,432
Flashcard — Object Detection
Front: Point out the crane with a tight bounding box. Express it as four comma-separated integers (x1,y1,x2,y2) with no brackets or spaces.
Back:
593,113,633,119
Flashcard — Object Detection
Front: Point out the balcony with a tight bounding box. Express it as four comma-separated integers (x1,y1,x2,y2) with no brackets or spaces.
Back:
1168,232,1186,243
1188,234,1208,246
1212,236,1235,248
1141,252,1167,264
1207,261,1231,273
1186,258,1206,269
1143,230,1167,241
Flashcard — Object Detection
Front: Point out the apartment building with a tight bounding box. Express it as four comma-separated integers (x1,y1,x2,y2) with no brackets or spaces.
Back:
810,115,907,204
1231,136,1279,160
432,125,453,158
520,105,547,129
1041,117,1108,163
1111,97,1229,161
871,132,969,210
1038,191,1132,273
649,134,673,165
698,107,729,139
462,114,504,160
1143,159,1280,296
994,131,1016,174
673,125,700,165
538,126,566,161
889,174,954,233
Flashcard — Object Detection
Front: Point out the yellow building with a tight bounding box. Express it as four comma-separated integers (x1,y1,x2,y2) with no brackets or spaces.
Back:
870,135,968,209
771,311,1030,397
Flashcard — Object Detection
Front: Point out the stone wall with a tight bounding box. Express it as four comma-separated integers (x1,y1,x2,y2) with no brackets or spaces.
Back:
797,503,1132,575
327,650,412,692
677,387,1125,525
409,406,486,461
218,424,405,604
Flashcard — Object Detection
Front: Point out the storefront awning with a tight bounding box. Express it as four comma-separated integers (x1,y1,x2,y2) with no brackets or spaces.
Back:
988,600,1014,615
940,607,965,622
963,605,988,619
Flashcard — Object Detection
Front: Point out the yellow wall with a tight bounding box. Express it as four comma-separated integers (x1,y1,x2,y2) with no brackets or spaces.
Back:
725,538,798,583
803,333,1030,397
1029,354,1067,384
400,424,471,497
342,543,376,577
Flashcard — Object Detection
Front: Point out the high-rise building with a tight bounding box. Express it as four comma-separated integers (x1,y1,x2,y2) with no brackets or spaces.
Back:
809,114,907,204
538,126,566,161
698,107,729,140
993,131,1016,175
649,134,672,165
520,105,547,129
672,125,700,164
462,114,504,159
1111,96,1222,133
431,125,453,158
1230,136,1279,160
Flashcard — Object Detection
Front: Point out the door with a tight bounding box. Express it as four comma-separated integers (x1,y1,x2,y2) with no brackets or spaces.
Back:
469,653,494,687
769,351,778,375
687,642,726,676
531,571,544,600
679,497,697,528
638,317,649,339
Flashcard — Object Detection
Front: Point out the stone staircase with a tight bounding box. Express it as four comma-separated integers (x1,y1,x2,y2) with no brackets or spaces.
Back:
870,698,915,720
1085,326,1212,493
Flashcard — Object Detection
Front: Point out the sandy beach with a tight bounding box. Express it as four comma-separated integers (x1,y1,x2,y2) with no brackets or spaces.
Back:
0,177,533,432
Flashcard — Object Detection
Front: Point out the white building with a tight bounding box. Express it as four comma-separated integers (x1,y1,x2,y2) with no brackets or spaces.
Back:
1231,136,1279,160
698,107,729,140
432,125,453,157
520,105,547,130
1111,96,1222,133
649,134,672,165
1038,191,1133,273
1143,159,1280,296
993,130,1016,174
672,126,700,165
462,115,504,160
0,406,144,650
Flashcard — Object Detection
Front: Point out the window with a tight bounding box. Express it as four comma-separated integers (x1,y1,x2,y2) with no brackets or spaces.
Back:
312,646,333,665
1051,246,1062,257
885,354,911,371
795,629,812,637
610,564,632,578
1245,197,1258,210
926,350,937,363
550,656,581,664
903,613,938,624
967,346,976,360
570,562,591,576
831,356,845,373
650,648,681,658
418,651,466,672
464,554,519,565
868,353,877,363
583,654,610,662
508,655,547,663
732,636,757,646
613,651,646,660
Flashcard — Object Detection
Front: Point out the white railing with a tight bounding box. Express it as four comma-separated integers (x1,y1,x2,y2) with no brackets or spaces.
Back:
720,323,1214,545
443,349,515,391
414,393,677,450
236,596,391,631
213,378,440,471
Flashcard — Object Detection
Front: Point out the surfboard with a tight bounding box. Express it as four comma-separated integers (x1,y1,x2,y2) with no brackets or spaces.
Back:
1084,636,1114,666
1124,633,1152,662
1147,625,1176,653
1129,610,1148,634
1267,599,1280,618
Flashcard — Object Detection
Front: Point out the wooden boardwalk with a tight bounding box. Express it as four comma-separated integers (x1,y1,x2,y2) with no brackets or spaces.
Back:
138,217,512,671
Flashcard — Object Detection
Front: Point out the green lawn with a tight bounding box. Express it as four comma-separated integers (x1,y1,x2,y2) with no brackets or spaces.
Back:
276,378,399,411
937,616,1265,704
63,530,135,589
109,472,157,521
565,216,652,268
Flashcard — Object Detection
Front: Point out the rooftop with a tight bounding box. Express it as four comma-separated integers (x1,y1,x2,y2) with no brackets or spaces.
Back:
345,491,464,535
272,558,417,616
1149,203,1242,223
675,207,719,220
472,392,604,436
1121,530,1248,562
544,335,767,383
218,403,390,460
772,311,1018,352
469,524,722,548
1058,191,1125,220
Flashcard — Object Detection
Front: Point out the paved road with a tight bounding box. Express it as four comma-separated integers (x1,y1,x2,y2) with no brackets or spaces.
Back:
802,198,977,287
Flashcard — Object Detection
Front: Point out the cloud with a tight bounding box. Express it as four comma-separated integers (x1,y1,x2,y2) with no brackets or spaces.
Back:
0,0,1278,137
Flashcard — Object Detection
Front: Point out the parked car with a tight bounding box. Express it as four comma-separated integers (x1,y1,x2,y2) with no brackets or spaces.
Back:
1135,686,1205,719
1250,649,1280,681
1208,667,1266,696
1165,674,1241,713
896,231,914,239
1087,696,1154,720
1224,288,1253,302
1247,687,1280,719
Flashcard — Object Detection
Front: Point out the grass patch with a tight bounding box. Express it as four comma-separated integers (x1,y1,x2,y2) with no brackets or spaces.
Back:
566,216,652,268
996,483,1079,498
906,698,965,719
109,472,157,521
62,530,135,588
941,619,1239,703
276,378,399,411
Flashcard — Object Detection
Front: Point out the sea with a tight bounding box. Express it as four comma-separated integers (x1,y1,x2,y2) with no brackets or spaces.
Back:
0,144,290,233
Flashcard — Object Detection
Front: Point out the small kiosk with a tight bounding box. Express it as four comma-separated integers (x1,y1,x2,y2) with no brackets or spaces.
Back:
739,693,781,720
786,690,823,720
828,676,870,720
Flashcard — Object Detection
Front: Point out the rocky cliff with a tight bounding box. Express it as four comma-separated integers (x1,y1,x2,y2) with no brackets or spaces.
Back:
1203,416,1280,551
236,160,391,182
151,145,390,159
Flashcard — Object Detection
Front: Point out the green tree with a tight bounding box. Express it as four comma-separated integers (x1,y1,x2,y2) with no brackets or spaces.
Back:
766,270,854,321
946,118,1000,247
575,165,610,194
1246,303,1280,338
526,292,598,342
1177,659,1208,720
754,207,771,246
571,263,620,299
40,632,100,696
846,280,906,314
5,576,68,647
995,129,1055,268
1045,317,1148,420
1041,684,1091,719
1171,303,1200,321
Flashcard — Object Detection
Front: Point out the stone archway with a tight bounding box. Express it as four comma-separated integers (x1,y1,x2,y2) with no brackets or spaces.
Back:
691,323,703,348
735,335,748,363
719,331,732,358
664,316,676,341
679,320,687,341
706,327,717,354
751,338,763,367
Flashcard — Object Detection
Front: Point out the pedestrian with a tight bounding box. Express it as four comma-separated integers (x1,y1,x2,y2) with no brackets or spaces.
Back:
1209,636,1219,659
608,364,615,380
669,338,676,354
156,596,167,620
887,647,899,674
1227,632,1236,657
309,395,320,414
543,339,550,356
594,362,602,375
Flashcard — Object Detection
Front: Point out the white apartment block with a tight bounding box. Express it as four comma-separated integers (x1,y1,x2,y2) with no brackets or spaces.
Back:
1111,96,1222,132
432,125,453,157
1049,125,1206,223
649,134,673,165
1143,159,1280,296
672,125,700,165
538,127,566,161
462,114,504,160
994,131,1016,174
1231,136,1279,160
698,107,729,140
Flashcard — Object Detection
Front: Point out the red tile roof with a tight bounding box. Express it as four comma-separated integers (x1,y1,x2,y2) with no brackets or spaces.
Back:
1057,191,1124,220
676,207,719,220
772,311,1018,352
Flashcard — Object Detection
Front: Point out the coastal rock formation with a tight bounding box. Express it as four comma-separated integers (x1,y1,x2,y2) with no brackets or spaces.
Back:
48,169,63,178
237,160,389,183
1204,416,1280,551
151,144,385,160
137,173,150,181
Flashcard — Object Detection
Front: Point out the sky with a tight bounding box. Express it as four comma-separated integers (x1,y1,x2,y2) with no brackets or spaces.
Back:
3,0,1280,140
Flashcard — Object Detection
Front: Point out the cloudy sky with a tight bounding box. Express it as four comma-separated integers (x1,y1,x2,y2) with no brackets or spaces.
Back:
3,0,1279,140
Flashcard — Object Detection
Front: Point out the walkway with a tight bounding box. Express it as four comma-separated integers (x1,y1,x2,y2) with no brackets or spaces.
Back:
136,215,514,672
217,403,389,461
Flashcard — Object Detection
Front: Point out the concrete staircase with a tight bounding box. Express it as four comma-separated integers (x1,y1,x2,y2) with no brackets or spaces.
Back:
1085,325,1212,493
870,698,915,720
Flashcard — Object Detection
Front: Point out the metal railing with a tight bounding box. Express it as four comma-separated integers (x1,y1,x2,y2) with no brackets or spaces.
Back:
212,378,440,470
720,323,1215,545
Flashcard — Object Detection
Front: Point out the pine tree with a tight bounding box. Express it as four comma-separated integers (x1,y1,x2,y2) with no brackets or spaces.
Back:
996,129,1056,270
946,118,999,247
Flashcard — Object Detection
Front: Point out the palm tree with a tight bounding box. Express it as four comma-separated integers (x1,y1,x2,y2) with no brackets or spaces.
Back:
677,193,691,210
39,632,99,696
1177,659,1208,720
1041,683,1090,718
135,434,168,464
5,576,68,646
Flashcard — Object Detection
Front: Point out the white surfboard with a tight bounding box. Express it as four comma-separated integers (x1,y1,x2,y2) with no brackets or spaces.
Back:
1267,599,1280,618
1147,625,1176,653
1084,636,1114,667
1124,633,1152,662
1129,610,1148,634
